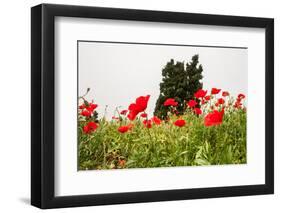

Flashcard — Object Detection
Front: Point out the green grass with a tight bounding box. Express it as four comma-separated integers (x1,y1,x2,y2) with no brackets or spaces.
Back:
78,109,246,170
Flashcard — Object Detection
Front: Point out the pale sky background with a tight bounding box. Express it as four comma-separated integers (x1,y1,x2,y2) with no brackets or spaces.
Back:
78,41,247,119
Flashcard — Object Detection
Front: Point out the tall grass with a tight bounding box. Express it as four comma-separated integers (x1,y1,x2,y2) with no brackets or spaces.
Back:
78,108,246,170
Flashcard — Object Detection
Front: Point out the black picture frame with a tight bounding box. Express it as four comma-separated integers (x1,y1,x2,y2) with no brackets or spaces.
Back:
31,3,274,209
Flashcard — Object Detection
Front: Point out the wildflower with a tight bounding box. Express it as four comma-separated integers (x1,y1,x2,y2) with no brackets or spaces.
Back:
211,88,221,95
81,109,91,117
238,93,246,99
127,95,150,120
143,119,152,128
135,95,150,111
120,109,128,115
194,89,207,99
140,113,147,118
217,98,225,105
79,104,86,109
118,124,132,133
164,98,178,107
205,95,211,101
86,103,98,112
151,116,161,125
118,159,126,167
234,100,242,109
194,108,202,115
174,119,186,127
222,91,230,97
187,100,197,108
204,109,224,127
83,121,98,134
127,110,138,121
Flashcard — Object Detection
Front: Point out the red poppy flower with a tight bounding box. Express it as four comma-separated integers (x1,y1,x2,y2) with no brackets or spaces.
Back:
127,95,150,120
79,104,86,109
118,124,132,133
112,116,119,120
217,98,225,105
135,95,150,112
238,93,246,99
205,95,211,101
140,113,147,118
83,125,90,134
222,91,230,97
194,89,207,99
164,98,178,107
88,121,98,130
143,119,152,128
120,109,128,115
81,109,91,117
118,159,126,167
174,119,186,127
83,121,98,134
204,109,224,127
234,101,242,109
84,103,98,112
211,88,221,95
127,110,138,121
194,108,202,115
187,100,197,108
151,116,161,125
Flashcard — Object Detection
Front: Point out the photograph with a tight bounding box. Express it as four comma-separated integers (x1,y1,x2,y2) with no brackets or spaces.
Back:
78,41,248,170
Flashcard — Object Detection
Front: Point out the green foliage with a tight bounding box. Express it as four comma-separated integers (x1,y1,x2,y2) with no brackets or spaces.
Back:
154,55,203,119
78,110,246,170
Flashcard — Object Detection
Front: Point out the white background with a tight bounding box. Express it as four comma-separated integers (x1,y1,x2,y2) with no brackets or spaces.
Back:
78,42,248,119
0,0,279,212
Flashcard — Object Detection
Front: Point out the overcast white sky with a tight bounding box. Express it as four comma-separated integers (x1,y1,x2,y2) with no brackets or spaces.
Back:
78,41,247,119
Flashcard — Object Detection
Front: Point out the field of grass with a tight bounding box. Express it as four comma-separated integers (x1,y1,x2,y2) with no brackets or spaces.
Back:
78,89,247,170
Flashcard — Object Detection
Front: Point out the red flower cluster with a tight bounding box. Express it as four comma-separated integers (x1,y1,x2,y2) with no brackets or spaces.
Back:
204,109,224,127
83,121,98,134
142,116,162,128
80,102,98,118
127,95,150,120
164,98,178,107
151,116,161,125
143,119,152,128
79,88,246,135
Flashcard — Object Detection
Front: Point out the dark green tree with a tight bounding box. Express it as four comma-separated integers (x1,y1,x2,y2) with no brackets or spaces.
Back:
154,55,203,119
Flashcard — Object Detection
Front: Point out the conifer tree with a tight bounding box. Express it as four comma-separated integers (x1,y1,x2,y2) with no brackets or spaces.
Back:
154,55,203,119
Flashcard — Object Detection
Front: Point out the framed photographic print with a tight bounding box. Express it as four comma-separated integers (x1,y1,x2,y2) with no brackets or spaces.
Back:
31,3,274,209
